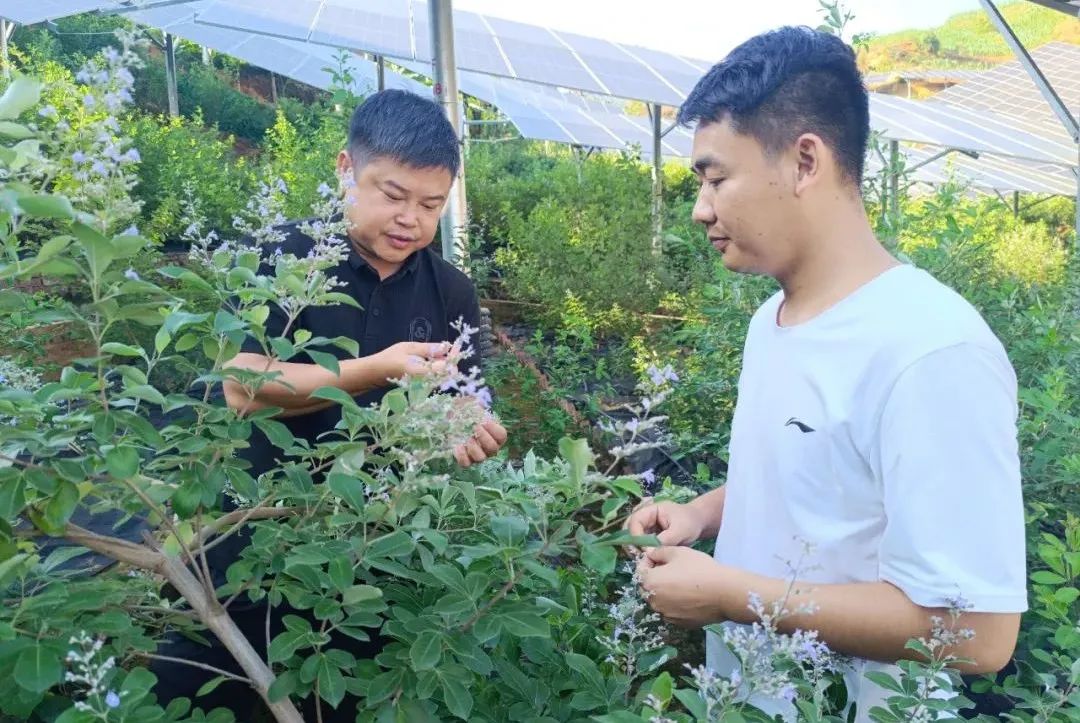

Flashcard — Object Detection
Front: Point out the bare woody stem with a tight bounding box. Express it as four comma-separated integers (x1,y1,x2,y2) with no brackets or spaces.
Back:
63,523,305,723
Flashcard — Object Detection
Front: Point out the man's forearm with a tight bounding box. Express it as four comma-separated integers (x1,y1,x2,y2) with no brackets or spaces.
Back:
712,568,1019,674
224,353,391,416
688,486,727,539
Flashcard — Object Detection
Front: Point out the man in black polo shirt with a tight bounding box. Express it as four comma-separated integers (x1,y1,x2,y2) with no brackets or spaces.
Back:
151,90,506,720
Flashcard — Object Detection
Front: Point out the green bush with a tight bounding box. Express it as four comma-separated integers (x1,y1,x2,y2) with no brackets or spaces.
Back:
126,112,253,243
134,61,276,143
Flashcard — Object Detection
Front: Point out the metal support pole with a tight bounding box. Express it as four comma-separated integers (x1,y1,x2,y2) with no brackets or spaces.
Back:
650,103,663,254
375,54,385,92
202,45,211,65
1,20,10,81
164,32,179,118
888,140,900,232
428,0,468,268
270,71,278,104
1013,191,1020,217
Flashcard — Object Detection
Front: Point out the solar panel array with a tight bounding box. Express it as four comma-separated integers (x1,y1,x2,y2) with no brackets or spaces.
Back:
0,0,176,24
5,0,1076,195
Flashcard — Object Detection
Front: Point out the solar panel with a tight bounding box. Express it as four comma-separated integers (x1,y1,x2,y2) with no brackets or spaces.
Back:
1,0,199,24
128,1,427,98
932,42,1079,139
556,32,683,106
871,93,1075,166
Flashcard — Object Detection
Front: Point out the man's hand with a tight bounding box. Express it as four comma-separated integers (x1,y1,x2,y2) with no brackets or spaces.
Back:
623,499,709,549
454,417,508,468
636,546,728,628
374,341,451,380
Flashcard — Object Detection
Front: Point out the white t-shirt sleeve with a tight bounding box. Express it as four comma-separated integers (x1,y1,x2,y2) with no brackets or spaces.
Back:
875,342,1028,613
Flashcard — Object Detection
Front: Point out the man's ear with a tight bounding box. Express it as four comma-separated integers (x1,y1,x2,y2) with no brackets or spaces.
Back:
336,150,353,187
792,133,825,197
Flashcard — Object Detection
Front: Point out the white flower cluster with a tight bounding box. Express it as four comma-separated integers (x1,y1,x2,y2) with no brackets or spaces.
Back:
600,364,678,478
63,31,147,231
386,318,493,482
597,560,667,680
65,631,123,715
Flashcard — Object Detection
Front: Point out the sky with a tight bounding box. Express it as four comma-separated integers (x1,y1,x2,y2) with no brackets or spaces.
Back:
452,0,988,62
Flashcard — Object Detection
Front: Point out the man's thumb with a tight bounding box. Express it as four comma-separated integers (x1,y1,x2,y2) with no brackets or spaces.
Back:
645,546,672,564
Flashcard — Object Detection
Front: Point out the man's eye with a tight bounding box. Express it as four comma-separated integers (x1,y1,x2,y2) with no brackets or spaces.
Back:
383,190,404,202
708,178,725,188
422,203,440,212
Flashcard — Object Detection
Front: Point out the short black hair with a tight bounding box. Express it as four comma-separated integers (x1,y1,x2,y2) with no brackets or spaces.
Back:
678,26,869,186
348,89,460,177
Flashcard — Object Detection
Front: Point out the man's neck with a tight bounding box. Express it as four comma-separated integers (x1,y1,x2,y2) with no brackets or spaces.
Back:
352,240,403,281
775,217,898,328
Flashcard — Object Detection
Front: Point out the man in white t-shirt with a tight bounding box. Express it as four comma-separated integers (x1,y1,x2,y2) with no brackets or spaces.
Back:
626,25,1027,720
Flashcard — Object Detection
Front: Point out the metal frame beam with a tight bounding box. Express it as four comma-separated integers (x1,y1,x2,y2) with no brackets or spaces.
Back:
1023,0,1080,16
429,0,468,268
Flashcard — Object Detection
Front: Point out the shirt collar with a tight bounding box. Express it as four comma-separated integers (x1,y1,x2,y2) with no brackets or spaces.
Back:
346,241,422,280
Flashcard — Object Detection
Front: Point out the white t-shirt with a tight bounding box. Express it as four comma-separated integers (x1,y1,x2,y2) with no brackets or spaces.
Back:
706,263,1028,720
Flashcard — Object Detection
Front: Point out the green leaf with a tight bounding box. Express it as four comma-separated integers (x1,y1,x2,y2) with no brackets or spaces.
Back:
71,222,115,279
100,342,144,358
308,350,341,376
329,557,353,592
650,671,673,705
1031,570,1067,585
581,543,616,574
0,121,32,139
317,657,346,708
565,653,605,696
255,418,296,451
106,446,140,479
441,677,474,720
16,194,75,220
864,670,907,694
673,688,708,719
409,630,442,671
327,473,366,512
383,388,407,415
0,476,26,519
0,77,42,120
171,481,202,519
592,713,647,723
489,515,528,547
13,644,62,693
212,310,246,335
498,610,549,638
267,670,297,703
196,675,228,698
1054,587,1079,604
368,531,414,559
43,481,79,533
310,386,358,408
268,631,308,663
558,437,594,487
343,585,382,605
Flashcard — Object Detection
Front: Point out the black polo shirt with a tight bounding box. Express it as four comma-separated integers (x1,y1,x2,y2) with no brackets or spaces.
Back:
235,219,482,478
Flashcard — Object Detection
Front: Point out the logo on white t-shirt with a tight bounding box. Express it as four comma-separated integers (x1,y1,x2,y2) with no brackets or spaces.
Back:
784,417,815,433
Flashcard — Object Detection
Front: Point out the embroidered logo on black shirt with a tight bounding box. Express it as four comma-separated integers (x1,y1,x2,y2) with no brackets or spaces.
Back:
409,317,433,342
